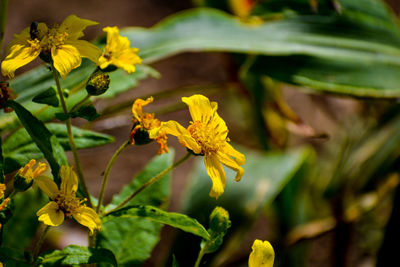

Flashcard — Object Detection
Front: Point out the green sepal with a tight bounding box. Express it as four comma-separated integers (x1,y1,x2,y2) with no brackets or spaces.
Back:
13,173,34,192
32,87,59,107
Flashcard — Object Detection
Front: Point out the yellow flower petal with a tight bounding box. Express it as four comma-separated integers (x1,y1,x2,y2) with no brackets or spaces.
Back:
59,15,98,40
1,41,41,78
99,26,142,73
217,151,244,182
158,121,202,154
37,201,64,226
131,97,153,120
73,206,102,235
35,176,59,199
249,239,275,267
67,39,102,63
205,154,226,198
60,165,78,196
223,142,246,165
51,44,81,78
182,94,216,123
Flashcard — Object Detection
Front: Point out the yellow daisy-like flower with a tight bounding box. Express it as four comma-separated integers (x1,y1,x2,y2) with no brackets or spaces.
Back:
1,15,102,79
98,26,142,73
249,239,275,267
17,159,47,183
35,166,101,234
150,94,245,198
130,97,169,155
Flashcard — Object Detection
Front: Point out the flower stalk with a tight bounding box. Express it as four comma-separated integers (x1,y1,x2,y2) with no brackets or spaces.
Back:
33,225,49,260
51,63,92,208
103,152,191,215
96,140,130,213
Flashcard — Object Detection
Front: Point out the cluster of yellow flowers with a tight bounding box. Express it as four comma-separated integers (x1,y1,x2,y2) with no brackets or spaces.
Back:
1,15,141,79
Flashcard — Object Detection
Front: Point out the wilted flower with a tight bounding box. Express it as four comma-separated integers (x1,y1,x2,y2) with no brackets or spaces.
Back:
130,97,169,155
0,82,16,112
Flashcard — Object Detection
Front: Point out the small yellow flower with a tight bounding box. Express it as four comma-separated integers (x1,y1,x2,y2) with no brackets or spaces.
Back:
98,26,142,73
249,239,275,267
35,166,101,234
1,15,102,79
150,94,245,198
130,97,169,155
17,159,47,183
0,184,6,199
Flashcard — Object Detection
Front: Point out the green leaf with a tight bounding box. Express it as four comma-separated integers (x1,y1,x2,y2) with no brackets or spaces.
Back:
0,62,157,131
5,101,67,182
71,104,101,121
97,150,174,265
32,87,59,107
39,245,117,266
172,255,179,267
119,7,400,97
2,190,47,250
104,205,210,240
2,123,114,174
0,247,31,266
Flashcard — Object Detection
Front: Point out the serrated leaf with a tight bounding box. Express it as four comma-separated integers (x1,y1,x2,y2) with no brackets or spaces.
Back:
32,87,59,107
5,100,67,183
39,245,117,266
104,205,210,240
2,123,114,174
97,151,174,265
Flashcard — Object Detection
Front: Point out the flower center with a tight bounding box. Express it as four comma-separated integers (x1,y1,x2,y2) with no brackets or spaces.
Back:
188,120,227,154
27,38,41,52
41,27,69,52
55,193,85,217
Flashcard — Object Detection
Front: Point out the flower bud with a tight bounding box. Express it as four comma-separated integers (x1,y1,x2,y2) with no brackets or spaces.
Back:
86,71,110,96
209,206,231,234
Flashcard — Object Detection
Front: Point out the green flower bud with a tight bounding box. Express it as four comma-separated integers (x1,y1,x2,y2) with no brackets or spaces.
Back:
201,206,231,254
86,71,110,96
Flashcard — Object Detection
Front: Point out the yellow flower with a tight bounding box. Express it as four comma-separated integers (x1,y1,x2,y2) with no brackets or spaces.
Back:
229,0,256,18
35,166,101,234
98,26,142,73
1,15,102,79
150,94,245,198
130,97,169,155
0,184,6,199
17,159,47,183
249,239,275,267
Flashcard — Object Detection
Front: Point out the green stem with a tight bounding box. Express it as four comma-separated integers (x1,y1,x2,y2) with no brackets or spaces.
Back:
51,64,92,208
33,225,49,260
104,152,191,215
194,245,206,267
71,94,91,113
0,0,9,60
96,140,130,213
